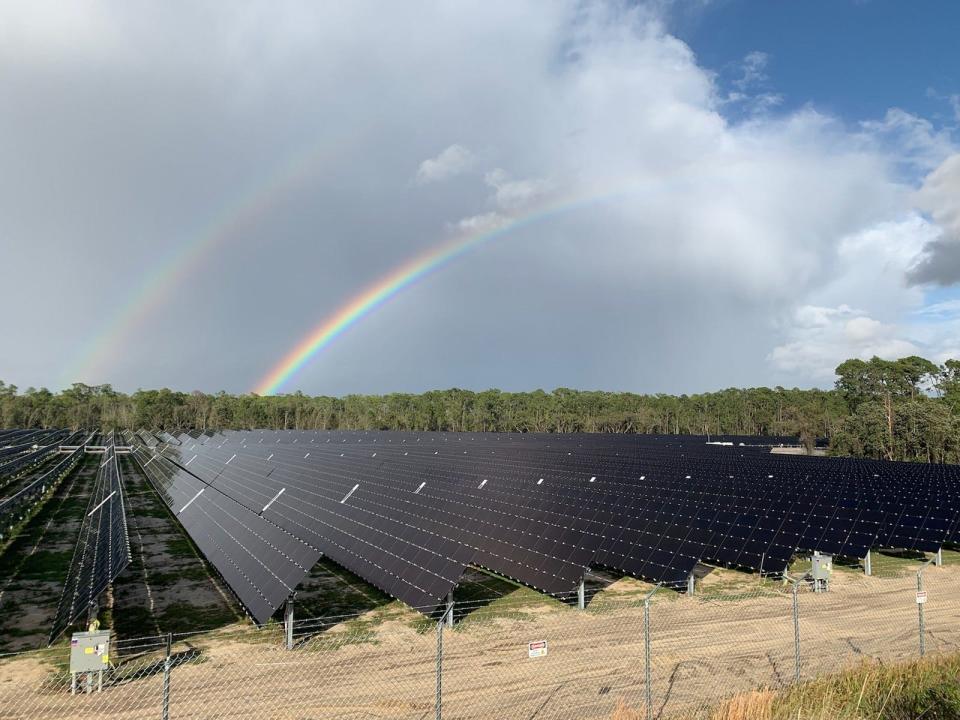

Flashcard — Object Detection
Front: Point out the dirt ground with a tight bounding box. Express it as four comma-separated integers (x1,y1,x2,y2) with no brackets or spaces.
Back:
1,557,957,720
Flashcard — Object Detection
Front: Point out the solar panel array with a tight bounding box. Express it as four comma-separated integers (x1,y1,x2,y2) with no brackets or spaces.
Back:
49,446,132,642
0,436,88,532
120,430,960,620
0,430,74,481
125,431,322,623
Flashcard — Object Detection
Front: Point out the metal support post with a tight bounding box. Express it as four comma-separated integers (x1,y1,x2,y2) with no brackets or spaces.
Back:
435,617,443,720
918,570,926,657
285,596,294,650
162,632,172,720
792,581,801,682
935,548,943,567
445,591,454,629
577,579,585,610
686,571,695,596
864,549,872,576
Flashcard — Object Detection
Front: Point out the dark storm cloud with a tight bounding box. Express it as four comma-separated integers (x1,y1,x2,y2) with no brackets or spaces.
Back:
906,154,960,286
907,236,960,286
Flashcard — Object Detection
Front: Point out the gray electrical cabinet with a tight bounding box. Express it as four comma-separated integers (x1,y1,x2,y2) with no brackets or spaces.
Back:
70,630,111,693
811,553,832,593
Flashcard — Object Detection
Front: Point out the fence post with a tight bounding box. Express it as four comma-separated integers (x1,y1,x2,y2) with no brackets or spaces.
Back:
917,568,926,658
285,596,294,651
435,613,444,720
644,598,652,720
643,584,660,720
162,632,172,720
792,581,801,682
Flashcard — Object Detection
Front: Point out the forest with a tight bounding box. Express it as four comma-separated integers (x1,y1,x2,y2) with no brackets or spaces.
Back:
1,355,958,463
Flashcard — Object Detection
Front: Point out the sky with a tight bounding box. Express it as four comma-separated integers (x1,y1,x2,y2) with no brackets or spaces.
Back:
1,0,959,396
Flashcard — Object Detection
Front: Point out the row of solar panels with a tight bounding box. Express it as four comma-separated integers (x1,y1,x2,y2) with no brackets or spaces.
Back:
0,428,63,447
112,429,959,625
0,430,76,481
0,438,88,532
200,430,960,555
50,445,131,642
126,432,321,622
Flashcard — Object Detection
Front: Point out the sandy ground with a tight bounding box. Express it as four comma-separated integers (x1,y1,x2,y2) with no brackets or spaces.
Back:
1,561,957,720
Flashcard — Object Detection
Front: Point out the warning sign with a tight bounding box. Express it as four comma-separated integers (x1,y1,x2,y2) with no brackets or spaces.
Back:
528,640,547,658
916,591,928,604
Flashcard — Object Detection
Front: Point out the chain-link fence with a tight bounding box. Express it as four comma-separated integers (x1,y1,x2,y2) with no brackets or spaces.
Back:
1,560,958,720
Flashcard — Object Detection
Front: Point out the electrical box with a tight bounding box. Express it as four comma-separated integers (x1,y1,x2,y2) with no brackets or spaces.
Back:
70,631,111,673
811,554,832,581
811,553,832,593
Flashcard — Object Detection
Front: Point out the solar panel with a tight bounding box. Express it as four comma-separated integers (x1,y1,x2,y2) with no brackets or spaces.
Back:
50,446,131,643
0,436,87,532
128,435,322,623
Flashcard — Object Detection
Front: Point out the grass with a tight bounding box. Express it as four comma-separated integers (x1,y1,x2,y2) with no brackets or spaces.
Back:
789,548,957,580
163,537,198,557
704,654,960,720
156,602,238,632
17,549,74,581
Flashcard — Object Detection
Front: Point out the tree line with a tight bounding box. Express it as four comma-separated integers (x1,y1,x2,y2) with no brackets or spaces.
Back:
1,355,957,463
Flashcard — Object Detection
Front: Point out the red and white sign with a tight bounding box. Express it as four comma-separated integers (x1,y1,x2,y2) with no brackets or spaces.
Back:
528,640,548,658
916,591,928,604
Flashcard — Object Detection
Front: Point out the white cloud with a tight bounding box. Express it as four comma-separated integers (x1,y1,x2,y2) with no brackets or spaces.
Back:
770,306,921,379
450,212,508,235
925,87,960,123
483,169,553,211
769,215,958,380
913,299,960,318
859,109,956,174
735,50,769,90
415,144,476,185
794,304,858,328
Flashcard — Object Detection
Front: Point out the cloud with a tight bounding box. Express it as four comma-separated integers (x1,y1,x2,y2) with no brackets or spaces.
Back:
450,212,508,234
721,51,782,115
770,306,920,379
913,299,960,318
906,153,960,285
769,215,949,380
0,1,956,393
860,109,956,175
793,304,859,328
925,87,960,123
482,169,554,211
734,50,769,90
414,144,476,184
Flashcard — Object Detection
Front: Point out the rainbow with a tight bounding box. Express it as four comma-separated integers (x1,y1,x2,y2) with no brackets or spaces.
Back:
60,130,369,387
254,187,638,395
